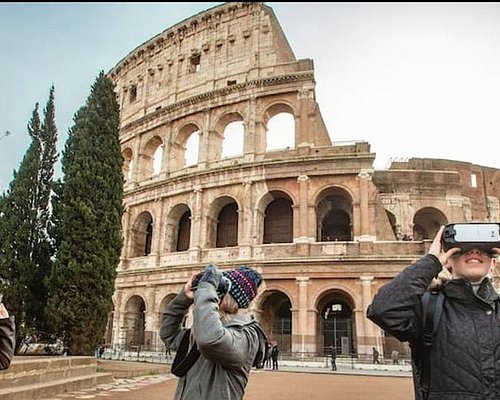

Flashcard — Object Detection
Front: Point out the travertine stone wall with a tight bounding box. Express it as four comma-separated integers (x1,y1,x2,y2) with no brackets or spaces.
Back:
107,2,500,357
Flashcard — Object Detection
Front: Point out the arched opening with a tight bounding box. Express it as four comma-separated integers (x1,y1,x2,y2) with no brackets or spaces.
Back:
316,188,353,242
137,136,163,181
130,211,154,257
260,291,292,353
317,291,356,356
153,144,164,175
266,111,295,151
185,130,200,167
177,210,191,251
222,120,244,158
413,207,448,240
122,147,133,183
216,202,239,247
263,194,293,244
123,295,146,351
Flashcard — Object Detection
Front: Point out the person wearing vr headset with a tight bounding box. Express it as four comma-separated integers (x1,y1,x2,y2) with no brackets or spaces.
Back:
367,223,500,400
160,263,267,400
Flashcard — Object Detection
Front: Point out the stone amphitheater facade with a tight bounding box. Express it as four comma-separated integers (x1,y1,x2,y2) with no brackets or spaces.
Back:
106,2,500,359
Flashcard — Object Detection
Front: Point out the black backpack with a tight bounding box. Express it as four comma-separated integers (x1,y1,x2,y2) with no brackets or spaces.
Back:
412,290,445,400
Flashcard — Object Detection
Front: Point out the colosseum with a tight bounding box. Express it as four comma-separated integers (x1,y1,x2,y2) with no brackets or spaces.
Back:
105,2,500,361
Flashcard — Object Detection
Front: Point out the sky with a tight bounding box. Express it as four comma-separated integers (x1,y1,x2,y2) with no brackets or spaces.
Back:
2,2,500,193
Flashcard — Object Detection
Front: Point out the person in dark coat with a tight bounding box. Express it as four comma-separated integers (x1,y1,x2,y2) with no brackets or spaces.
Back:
372,347,380,364
330,347,337,371
367,225,500,400
0,302,15,370
265,341,272,368
271,341,279,370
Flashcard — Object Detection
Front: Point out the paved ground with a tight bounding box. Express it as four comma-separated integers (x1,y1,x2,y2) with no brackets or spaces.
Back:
44,361,415,400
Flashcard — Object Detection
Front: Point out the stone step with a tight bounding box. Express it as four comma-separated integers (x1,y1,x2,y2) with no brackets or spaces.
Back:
0,364,96,389
0,357,98,389
0,372,113,400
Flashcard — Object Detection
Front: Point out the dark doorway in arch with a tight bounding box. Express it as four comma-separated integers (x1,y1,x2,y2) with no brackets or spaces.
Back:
124,296,146,352
273,299,292,353
216,202,238,247
321,209,351,241
261,292,292,353
144,219,153,255
176,210,191,251
263,196,293,244
319,297,355,356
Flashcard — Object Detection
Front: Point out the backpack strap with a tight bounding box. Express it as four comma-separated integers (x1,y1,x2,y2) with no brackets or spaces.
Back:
170,329,200,377
251,322,270,369
420,290,445,398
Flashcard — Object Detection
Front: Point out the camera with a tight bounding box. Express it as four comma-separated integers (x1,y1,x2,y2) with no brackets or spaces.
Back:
191,270,231,298
441,223,500,254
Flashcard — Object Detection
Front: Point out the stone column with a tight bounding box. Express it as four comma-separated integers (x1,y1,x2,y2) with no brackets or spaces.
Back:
112,290,123,350
359,276,375,356
293,277,315,354
190,186,203,248
144,286,157,349
357,169,374,240
296,175,311,241
239,180,253,259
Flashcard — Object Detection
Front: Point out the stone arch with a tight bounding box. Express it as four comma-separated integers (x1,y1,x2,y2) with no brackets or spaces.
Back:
259,289,293,352
123,294,146,351
130,211,154,257
165,203,192,252
315,186,354,242
260,190,294,244
137,135,163,181
413,207,448,240
263,103,296,151
206,196,240,248
172,123,201,170
122,147,133,183
315,289,356,356
214,112,245,160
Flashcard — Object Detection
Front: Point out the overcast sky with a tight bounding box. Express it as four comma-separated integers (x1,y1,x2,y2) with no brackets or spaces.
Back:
2,2,500,193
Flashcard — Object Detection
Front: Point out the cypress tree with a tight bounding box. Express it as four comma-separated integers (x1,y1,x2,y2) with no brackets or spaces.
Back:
46,71,123,355
0,104,43,346
26,85,58,331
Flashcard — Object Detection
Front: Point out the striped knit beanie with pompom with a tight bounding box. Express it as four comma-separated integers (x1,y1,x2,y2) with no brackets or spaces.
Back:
222,266,262,309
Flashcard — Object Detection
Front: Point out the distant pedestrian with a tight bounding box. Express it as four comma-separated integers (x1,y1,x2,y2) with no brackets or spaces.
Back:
330,347,337,371
372,347,380,364
271,341,280,370
391,349,399,365
265,342,272,368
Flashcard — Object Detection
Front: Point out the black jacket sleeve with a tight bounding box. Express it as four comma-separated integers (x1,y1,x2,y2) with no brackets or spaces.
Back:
0,316,15,370
366,254,442,343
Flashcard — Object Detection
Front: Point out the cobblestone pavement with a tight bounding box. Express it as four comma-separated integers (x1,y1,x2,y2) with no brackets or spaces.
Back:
42,368,414,400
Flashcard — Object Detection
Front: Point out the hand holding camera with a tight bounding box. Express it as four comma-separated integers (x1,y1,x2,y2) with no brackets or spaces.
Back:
191,264,231,299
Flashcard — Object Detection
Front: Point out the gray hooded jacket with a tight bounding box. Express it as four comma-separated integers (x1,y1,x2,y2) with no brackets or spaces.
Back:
160,282,264,400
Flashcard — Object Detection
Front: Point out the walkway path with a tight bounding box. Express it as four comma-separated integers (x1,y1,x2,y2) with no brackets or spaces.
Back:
42,360,414,400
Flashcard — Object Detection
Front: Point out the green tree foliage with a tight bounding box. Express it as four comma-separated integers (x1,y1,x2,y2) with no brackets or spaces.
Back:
0,100,52,346
26,86,58,332
46,71,123,355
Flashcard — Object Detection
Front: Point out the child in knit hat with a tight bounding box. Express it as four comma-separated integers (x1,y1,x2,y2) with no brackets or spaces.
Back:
160,263,268,400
